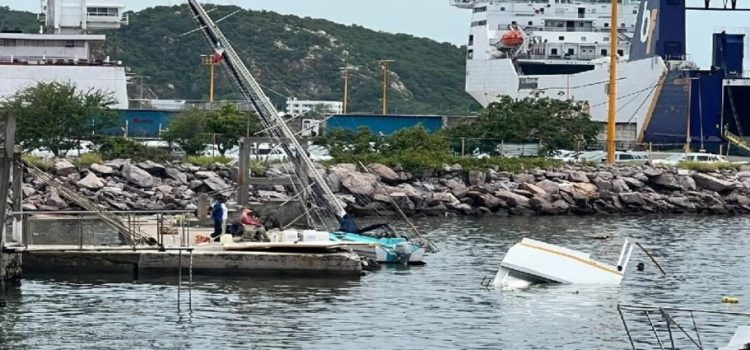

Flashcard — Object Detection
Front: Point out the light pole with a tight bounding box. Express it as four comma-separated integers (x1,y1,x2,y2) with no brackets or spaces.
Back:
201,54,217,103
606,0,619,165
379,59,395,115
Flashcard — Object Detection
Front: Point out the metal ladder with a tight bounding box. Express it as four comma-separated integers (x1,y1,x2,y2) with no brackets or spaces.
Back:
20,158,151,247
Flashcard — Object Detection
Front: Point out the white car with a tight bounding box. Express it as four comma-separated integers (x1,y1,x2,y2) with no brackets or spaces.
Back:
652,152,729,166
576,151,650,165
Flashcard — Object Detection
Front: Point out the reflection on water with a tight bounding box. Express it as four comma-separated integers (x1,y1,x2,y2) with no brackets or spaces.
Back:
1,216,749,349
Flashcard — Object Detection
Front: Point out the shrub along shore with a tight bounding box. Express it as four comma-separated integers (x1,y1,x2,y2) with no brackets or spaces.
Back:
19,156,750,217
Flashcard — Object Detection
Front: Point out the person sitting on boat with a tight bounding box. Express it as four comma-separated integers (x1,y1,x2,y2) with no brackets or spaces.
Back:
240,208,270,242
338,213,359,233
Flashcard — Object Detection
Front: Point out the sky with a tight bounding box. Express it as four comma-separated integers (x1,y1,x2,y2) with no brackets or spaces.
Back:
1,0,749,68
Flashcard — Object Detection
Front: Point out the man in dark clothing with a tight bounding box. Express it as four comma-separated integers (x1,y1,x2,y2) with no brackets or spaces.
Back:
210,198,225,241
338,214,358,233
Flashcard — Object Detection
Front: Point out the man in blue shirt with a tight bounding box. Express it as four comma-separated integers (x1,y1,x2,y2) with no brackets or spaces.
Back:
210,197,225,241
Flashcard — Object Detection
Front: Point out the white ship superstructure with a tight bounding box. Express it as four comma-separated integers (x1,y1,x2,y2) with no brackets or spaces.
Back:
453,0,640,104
0,0,129,108
452,0,672,144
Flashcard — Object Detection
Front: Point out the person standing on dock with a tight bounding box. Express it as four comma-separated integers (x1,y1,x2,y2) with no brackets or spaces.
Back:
211,197,226,242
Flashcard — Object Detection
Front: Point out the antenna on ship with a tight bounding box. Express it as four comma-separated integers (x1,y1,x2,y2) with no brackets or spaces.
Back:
606,0,619,165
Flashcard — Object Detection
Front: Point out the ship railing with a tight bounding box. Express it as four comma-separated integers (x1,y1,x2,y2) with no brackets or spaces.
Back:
0,55,123,66
449,0,475,8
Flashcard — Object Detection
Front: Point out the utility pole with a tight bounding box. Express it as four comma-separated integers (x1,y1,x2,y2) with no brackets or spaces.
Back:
606,0,619,165
379,60,394,115
340,65,351,114
201,54,217,103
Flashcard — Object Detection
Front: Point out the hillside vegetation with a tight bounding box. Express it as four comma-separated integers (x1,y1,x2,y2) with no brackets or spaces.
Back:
0,5,479,115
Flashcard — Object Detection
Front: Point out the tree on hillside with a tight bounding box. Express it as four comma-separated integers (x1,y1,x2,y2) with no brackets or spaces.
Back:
205,104,261,156
2,82,118,157
444,96,602,153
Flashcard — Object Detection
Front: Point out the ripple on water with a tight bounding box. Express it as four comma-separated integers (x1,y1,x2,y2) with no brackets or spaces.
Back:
1,215,749,349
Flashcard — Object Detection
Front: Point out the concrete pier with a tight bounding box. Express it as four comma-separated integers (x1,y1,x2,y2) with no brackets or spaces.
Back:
15,246,362,278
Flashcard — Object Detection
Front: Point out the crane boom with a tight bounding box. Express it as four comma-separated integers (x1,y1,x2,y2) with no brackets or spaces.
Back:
185,0,347,219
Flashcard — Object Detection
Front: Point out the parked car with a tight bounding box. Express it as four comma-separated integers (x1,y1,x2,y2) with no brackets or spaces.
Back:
139,140,187,159
652,152,729,166
575,150,650,165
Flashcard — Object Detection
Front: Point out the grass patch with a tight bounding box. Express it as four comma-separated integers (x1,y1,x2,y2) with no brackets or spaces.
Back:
187,155,233,167
76,152,103,166
22,154,54,172
330,152,561,173
678,161,740,172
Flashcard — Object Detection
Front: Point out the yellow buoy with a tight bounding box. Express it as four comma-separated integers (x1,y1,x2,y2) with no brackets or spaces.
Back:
722,296,739,304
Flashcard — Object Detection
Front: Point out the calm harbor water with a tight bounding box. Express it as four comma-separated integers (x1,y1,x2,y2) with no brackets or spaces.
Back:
1,215,750,349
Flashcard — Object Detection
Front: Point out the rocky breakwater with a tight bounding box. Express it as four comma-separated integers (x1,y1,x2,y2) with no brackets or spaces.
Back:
20,158,750,218
326,163,750,217
22,159,238,212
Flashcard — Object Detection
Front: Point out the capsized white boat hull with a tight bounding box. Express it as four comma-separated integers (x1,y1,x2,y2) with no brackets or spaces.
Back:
493,238,632,288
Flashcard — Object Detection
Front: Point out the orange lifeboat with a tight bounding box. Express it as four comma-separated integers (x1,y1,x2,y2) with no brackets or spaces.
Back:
500,29,524,47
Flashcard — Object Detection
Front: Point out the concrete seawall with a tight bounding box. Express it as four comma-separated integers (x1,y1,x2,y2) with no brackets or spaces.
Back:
19,247,363,278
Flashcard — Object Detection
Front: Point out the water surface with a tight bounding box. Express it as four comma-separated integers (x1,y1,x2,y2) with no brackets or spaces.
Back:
1,216,749,349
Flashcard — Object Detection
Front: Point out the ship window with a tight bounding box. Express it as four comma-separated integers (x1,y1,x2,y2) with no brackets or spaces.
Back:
471,20,487,27
512,21,517,25
567,48,575,55
601,49,608,56
550,48,558,55
581,36,587,41
604,37,610,41
473,6,487,13
528,21,533,25
65,40,75,48
468,35,474,46
633,9,638,14
0,39,15,46
621,23,626,27
617,49,624,56
467,49,474,60
558,36,564,40
87,7,119,17
604,22,609,27
500,7,506,11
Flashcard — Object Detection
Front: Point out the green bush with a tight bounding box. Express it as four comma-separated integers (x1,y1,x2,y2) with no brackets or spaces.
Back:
678,161,740,172
22,155,54,172
92,137,173,162
187,155,233,167
250,160,268,176
77,152,103,166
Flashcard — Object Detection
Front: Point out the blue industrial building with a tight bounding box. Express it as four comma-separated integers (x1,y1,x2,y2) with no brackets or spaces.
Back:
99,109,179,138
323,114,446,135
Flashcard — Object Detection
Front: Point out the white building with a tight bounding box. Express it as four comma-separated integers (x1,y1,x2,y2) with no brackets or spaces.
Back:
0,0,129,109
285,98,343,116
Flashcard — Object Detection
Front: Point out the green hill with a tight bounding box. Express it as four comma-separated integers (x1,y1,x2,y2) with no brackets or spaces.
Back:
0,5,479,115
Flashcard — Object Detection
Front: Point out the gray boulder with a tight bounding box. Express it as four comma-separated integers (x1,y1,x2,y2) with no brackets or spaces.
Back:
520,182,546,195
367,163,400,182
341,172,378,196
195,171,218,179
622,177,645,189
203,176,231,192
77,172,104,190
693,173,735,192
54,159,77,176
568,171,589,183
477,193,505,210
90,163,114,175
122,164,154,188
495,190,530,208
619,192,645,207
643,168,664,178
165,167,188,184
468,170,487,186
46,190,68,209
432,192,459,205
536,180,560,195
652,173,682,191
137,160,166,175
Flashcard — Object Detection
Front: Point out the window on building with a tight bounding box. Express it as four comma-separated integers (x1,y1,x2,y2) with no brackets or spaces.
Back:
468,34,474,46
87,7,119,17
